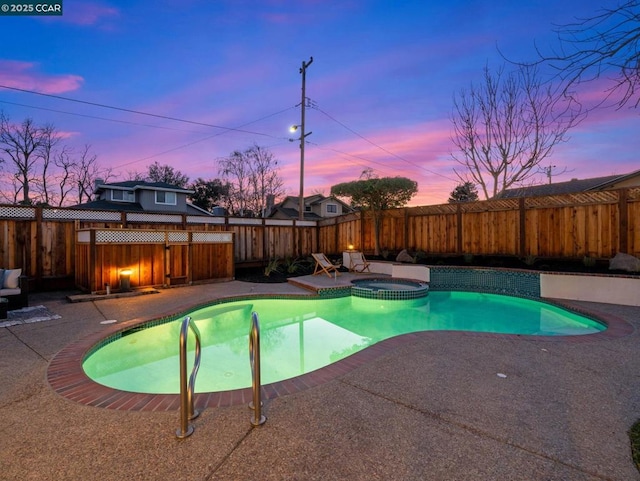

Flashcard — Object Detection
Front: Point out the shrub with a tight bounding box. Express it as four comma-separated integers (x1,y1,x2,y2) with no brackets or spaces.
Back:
283,256,305,274
264,258,280,277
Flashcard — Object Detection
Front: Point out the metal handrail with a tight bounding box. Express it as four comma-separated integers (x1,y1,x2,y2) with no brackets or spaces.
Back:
249,311,266,426
176,316,202,439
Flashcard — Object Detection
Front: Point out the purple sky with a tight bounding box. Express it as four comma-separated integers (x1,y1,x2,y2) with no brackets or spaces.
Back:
0,0,637,206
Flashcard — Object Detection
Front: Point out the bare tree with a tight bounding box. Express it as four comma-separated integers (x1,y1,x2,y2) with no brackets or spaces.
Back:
451,65,582,200
0,176,22,204
217,144,285,217
32,126,62,205
124,170,147,181
0,113,56,205
218,150,254,216
245,145,285,217
535,1,640,108
73,145,110,204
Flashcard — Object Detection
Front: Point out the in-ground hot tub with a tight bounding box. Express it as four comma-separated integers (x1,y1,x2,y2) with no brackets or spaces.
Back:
351,278,429,300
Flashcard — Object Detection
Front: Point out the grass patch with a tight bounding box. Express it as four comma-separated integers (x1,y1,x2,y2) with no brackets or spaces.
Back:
629,419,640,471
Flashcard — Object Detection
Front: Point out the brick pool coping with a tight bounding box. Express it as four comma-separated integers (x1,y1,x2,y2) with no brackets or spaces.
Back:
46,294,635,412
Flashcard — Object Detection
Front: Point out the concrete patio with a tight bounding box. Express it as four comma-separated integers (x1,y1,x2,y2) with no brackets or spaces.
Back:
1,274,639,480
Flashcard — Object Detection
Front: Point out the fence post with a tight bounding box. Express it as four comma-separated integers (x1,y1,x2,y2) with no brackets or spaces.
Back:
89,229,97,293
456,203,463,255
619,189,629,254
35,205,43,290
403,207,409,250
519,197,526,257
359,211,366,253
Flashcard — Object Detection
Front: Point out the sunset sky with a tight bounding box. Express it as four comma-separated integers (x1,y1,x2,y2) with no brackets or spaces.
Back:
0,0,637,206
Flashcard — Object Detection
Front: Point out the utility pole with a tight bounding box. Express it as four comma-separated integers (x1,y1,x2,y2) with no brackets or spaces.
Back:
538,164,571,184
298,56,313,221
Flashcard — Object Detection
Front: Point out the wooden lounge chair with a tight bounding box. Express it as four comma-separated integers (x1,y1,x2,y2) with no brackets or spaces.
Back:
312,253,341,278
348,251,371,272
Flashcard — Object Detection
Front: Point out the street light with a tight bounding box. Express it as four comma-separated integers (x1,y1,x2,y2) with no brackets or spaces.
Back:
289,124,312,220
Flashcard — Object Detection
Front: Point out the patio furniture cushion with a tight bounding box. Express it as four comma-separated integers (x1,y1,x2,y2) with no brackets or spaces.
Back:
3,268,21,289
0,270,28,309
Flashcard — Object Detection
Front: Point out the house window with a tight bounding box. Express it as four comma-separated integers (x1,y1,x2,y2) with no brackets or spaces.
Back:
156,191,177,205
326,204,338,214
111,190,135,202
304,205,311,212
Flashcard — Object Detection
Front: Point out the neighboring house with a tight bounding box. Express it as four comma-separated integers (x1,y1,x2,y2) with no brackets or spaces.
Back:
494,169,640,199
268,194,354,220
73,180,212,215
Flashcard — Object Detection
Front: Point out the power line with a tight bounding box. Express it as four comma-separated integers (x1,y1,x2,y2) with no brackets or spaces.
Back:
0,85,298,170
0,100,204,133
314,105,456,182
1,83,457,185
0,84,284,138
308,141,400,178
110,107,297,170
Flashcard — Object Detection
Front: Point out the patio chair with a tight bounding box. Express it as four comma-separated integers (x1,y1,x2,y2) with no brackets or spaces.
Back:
312,253,341,278
348,251,371,273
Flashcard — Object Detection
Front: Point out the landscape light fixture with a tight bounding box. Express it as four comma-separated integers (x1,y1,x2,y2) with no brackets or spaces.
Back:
120,269,132,292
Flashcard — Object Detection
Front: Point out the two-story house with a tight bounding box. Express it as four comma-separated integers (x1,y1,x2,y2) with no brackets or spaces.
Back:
73,180,211,215
267,194,354,220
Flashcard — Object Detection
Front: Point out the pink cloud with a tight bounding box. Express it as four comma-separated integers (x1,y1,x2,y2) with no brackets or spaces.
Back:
59,2,119,26
0,60,83,94
290,120,458,205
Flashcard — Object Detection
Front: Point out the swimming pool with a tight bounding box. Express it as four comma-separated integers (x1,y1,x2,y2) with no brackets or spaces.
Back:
82,291,604,395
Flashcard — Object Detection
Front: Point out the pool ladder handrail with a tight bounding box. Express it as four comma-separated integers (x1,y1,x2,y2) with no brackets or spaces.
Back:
176,316,201,439
249,311,266,426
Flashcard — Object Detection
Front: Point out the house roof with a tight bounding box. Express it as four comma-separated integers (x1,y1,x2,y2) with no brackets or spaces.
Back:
267,194,352,219
95,181,194,194
72,199,145,212
72,199,213,216
269,206,323,220
494,170,640,199
271,194,352,211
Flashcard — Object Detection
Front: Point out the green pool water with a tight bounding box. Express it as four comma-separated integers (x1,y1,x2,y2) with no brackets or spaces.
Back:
83,291,604,394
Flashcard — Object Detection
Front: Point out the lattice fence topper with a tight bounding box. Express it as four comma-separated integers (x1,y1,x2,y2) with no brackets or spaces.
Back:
43,209,121,221
0,205,36,219
167,231,189,243
265,219,294,226
525,190,619,208
186,215,226,225
192,232,233,243
126,212,183,223
629,187,640,200
232,217,263,226
77,231,91,243
76,229,233,244
95,230,166,244
407,204,458,216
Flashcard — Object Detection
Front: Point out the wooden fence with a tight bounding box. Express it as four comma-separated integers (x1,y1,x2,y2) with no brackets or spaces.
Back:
319,188,640,259
0,205,317,290
75,229,234,292
1,187,638,291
